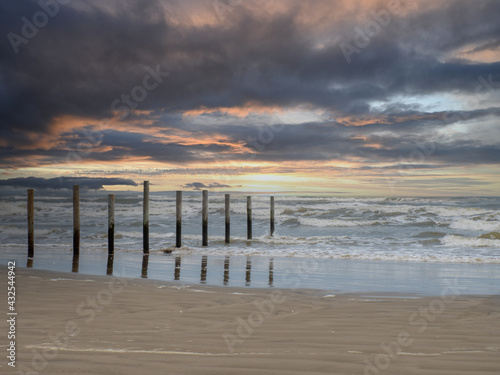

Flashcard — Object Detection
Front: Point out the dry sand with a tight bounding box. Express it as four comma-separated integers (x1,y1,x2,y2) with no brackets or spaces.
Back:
2,267,500,374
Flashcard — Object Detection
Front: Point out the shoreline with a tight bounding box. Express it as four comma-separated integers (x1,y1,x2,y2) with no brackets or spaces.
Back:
3,267,500,374
2,249,500,295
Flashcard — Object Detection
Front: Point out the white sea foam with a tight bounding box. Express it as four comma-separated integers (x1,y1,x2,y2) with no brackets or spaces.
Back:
298,217,383,227
441,234,500,248
450,218,500,232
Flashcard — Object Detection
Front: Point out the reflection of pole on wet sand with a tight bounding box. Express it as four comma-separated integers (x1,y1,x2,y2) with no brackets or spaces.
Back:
27,257,33,268
246,257,252,286
268,258,274,286
72,254,79,273
141,254,149,278
200,255,208,283
174,256,181,280
223,256,230,285
106,254,114,275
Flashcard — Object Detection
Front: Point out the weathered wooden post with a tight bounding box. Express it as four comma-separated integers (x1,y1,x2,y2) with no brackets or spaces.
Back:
202,190,208,246
73,185,80,256
176,191,182,248
270,196,275,237
27,189,34,258
247,196,252,240
225,194,230,244
143,181,149,253
108,194,115,255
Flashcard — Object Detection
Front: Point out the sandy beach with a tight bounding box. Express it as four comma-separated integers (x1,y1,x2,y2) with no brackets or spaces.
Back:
2,267,499,375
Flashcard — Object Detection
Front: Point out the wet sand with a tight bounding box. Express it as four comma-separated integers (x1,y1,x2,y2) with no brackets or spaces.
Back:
3,267,500,374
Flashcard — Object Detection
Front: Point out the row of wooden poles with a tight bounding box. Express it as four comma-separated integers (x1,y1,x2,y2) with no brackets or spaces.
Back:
26,181,276,258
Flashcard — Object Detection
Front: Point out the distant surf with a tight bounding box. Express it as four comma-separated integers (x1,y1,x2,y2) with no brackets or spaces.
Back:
1,191,500,264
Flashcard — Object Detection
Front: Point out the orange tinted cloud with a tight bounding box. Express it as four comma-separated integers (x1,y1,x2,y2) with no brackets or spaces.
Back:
182,102,285,118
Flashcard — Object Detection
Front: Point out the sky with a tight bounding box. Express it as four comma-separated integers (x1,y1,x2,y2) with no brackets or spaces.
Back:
0,0,499,195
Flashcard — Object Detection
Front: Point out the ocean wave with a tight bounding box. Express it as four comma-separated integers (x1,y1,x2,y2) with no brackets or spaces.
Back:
298,217,383,227
441,234,500,248
478,232,500,240
282,217,300,225
178,243,500,263
425,206,492,217
412,231,447,239
450,218,500,232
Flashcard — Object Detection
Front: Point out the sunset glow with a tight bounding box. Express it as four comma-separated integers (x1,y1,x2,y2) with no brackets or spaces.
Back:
1,0,499,195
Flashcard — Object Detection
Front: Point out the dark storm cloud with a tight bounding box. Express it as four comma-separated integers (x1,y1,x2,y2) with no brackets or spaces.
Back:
0,176,137,189
0,0,499,169
0,0,171,142
183,181,231,190
183,182,207,190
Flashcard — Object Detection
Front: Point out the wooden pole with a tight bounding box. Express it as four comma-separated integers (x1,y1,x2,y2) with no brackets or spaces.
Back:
270,196,275,237
27,189,34,258
202,190,208,246
108,194,115,255
247,196,252,240
176,191,182,248
73,185,80,256
143,181,149,253
225,194,230,244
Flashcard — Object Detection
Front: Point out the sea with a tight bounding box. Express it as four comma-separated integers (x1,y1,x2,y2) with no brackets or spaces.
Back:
1,189,500,294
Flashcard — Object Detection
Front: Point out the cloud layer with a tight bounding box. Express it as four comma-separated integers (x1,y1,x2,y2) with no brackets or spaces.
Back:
0,0,499,193
0,176,137,190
